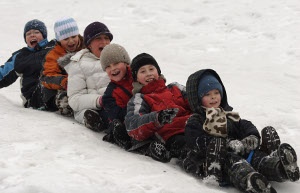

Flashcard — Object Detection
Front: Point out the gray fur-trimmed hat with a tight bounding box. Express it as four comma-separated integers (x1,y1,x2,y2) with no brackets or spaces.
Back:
100,43,131,71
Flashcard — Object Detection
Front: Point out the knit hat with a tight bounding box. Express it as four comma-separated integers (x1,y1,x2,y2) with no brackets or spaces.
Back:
54,17,79,41
130,53,161,81
198,73,223,99
24,19,47,42
100,44,131,71
83,21,113,46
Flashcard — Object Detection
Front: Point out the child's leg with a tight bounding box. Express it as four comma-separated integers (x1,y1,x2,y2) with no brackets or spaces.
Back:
226,153,276,193
165,134,187,159
260,126,281,154
205,137,226,182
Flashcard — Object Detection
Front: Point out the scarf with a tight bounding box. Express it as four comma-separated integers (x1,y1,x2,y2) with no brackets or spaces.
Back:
203,107,240,138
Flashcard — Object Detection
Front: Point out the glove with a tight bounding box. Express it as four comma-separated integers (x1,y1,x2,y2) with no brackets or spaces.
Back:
241,135,259,154
158,108,179,125
227,139,245,155
96,96,103,108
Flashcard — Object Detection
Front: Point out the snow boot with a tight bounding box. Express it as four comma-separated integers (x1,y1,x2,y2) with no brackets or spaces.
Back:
147,141,171,163
204,137,226,182
274,143,299,182
83,109,105,132
260,126,281,155
180,149,204,177
226,153,276,193
111,119,132,150
55,90,73,117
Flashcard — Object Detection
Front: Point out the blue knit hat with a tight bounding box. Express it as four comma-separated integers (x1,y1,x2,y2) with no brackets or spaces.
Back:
24,19,47,41
54,17,79,41
198,73,223,99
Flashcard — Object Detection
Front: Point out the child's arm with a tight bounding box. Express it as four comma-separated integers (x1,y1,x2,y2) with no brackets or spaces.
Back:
124,93,162,141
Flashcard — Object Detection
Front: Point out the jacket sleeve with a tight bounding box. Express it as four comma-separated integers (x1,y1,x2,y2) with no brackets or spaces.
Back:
40,48,67,90
66,61,99,111
185,113,213,152
230,119,260,140
124,93,162,141
102,83,126,123
0,54,19,88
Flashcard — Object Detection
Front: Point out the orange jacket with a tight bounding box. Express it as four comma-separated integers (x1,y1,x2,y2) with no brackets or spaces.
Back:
41,35,83,90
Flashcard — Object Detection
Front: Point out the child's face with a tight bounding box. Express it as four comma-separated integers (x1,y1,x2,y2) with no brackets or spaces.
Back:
105,62,128,82
201,89,221,108
136,64,159,85
60,35,80,52
25,29,44,48
88,34,111,58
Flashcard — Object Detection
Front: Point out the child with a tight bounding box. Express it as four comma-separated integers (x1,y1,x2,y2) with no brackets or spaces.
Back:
64,21,111,128
183,69,299,193
40,17,84,116
0,19,55,109
124,53,191,162
99,43,133,149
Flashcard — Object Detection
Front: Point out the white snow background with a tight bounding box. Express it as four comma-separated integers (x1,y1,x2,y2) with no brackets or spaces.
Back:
0,0,299,192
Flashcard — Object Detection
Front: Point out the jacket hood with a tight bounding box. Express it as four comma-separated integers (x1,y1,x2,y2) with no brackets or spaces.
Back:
186,69,233,114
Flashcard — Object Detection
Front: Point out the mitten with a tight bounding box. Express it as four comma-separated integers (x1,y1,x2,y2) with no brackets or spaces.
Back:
96,96,103,108
241,135,259,154
227,139,245,155
158,108,179,125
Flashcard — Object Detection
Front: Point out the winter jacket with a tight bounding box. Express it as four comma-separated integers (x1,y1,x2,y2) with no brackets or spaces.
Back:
0,39,55,107
64,48,110,123
125,77,191,142
102,66,133,123
185,69,260,153
40,35,84,103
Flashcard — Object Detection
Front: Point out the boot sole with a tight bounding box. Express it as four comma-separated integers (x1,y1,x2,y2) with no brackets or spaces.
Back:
261,126,281,154
278,143,299,182
246,172,275,193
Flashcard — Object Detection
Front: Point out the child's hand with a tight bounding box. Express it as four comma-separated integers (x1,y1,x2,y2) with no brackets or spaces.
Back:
158,108,179,125
241,135,259,154
227,139,245,155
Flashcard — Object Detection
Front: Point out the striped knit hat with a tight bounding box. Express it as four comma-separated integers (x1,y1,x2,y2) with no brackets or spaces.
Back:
54,17,79,41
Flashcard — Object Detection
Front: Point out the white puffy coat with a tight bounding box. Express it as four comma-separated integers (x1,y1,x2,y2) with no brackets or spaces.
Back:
65,49,110,123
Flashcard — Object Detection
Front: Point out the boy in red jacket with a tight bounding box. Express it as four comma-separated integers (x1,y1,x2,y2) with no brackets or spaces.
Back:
124,53,192,162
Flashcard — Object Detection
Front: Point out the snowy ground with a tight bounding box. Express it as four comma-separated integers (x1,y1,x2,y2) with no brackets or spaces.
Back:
0,0,299,192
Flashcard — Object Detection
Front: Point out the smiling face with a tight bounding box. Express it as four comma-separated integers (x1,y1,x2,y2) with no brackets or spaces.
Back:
88,34,111,58
105,62,128,82
25,29,44,48
60,35,80,52
136,64,159,85
201,89,222,108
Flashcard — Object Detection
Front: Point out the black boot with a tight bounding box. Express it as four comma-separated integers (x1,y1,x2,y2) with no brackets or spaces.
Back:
260,126,281,155
112,119,132,150
83,109,105,132
179,149,204,177
204,137,226,182
147,141,171,163
274,143,299,182
226,153,276,193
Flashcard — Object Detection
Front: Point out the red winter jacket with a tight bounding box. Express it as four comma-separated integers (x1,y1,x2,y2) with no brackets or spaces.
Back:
125,78,191,142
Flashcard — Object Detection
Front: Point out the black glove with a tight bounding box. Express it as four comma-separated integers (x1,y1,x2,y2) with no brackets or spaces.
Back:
158,108,179,125
241,135,259,154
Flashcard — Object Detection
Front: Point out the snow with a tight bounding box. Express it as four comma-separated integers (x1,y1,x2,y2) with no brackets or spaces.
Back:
0,0,299,192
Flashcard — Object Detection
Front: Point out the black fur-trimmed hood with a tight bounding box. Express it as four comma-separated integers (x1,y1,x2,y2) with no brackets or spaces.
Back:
186,69,233,114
